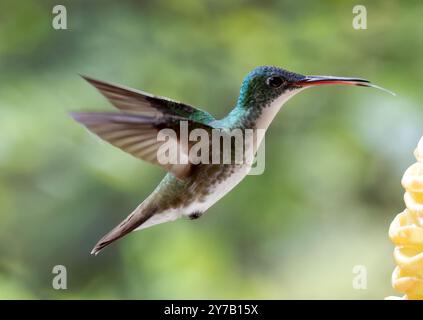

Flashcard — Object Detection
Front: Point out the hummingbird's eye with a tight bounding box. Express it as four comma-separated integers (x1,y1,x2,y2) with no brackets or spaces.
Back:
266,76,284,88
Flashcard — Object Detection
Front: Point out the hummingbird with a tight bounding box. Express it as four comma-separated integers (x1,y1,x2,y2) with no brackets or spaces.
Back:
71,66,392,255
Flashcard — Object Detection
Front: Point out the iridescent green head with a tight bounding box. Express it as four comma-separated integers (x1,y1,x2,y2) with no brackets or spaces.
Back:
236,66,306,109
236,65,375,110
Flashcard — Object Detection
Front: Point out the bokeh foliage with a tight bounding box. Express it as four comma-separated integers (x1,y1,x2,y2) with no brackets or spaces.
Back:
0,0,422,299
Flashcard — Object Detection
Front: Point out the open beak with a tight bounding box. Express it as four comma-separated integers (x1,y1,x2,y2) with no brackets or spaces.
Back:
294,75,395,96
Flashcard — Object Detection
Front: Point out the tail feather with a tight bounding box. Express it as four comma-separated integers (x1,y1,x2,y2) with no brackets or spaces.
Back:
91,203,154,255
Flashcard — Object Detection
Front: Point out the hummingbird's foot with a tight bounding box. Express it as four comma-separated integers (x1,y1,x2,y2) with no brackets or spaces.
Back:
188,211,203,220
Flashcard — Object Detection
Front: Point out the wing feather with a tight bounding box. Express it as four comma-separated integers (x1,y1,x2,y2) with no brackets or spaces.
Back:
81,75,215,124
71,112,216,179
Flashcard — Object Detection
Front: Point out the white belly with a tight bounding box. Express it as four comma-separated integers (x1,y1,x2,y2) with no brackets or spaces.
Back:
137,164,251,230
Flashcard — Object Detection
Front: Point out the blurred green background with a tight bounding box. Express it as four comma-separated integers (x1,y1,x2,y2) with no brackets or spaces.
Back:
0,0,422,299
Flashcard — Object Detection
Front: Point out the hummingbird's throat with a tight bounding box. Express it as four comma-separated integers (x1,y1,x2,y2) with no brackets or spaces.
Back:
252,88,303,131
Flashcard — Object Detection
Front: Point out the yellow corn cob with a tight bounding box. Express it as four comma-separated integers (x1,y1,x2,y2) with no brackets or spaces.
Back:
388,137,423,299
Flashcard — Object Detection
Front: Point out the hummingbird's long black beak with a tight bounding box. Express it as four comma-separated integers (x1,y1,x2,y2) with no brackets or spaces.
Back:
294,75,395,95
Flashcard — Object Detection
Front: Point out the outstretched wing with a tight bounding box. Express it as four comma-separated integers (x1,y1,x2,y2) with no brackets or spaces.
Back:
73,76,219,179
71,112,216,179
80,75,216,124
